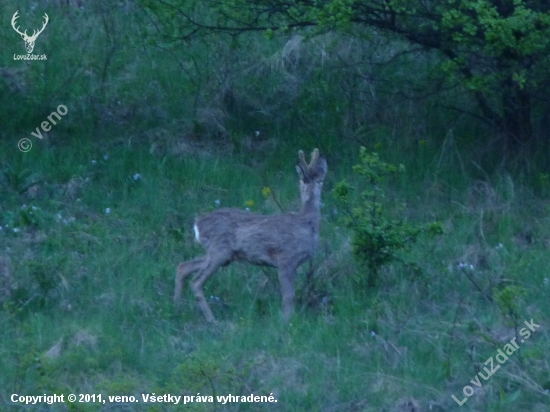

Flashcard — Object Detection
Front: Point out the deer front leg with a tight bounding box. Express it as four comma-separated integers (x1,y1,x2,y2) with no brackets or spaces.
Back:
191,255,229,322
277,264,297,321
174,257,204,306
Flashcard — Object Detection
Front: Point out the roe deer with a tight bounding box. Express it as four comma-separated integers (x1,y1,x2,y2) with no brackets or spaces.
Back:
174,149,328,321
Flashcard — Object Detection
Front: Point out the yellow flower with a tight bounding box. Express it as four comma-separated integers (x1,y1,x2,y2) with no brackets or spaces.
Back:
245,200,255,207
262,187,272,198
374,142,383,150
419,139,427,146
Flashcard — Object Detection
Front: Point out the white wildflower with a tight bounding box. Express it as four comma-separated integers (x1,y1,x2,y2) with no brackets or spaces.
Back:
214,199,220,206
105,208,110,214
91,160,97,164
13,228,19,233
371,331,376,337
133,173,141,181
104,155,109,160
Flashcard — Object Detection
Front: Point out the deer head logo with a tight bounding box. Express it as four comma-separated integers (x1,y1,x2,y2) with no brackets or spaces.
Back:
11,11,49,54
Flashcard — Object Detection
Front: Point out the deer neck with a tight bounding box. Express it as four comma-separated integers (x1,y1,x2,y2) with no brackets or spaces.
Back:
300,182,322,227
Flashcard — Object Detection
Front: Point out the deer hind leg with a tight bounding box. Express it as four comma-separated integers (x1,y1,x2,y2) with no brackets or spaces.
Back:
191,254,231,322
174,257,205,306
277,263,299,321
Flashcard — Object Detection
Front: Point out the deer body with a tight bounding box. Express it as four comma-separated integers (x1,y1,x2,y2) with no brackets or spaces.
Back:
174,149,327,322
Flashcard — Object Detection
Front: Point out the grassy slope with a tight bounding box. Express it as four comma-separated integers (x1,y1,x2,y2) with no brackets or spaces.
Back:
0,136,549,412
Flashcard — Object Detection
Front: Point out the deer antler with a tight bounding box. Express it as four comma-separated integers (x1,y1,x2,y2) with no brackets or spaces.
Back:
32,13,49,39
297,148,321,180
11,11,48,40
297,149,310,179
11,11,25,37
309,148,319,168
298,148,320,169
298,149,308,171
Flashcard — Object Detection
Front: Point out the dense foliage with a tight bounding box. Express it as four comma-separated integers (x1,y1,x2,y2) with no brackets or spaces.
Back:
144,0,550,156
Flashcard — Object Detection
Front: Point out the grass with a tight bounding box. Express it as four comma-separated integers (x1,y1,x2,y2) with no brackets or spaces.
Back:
0,134,549,412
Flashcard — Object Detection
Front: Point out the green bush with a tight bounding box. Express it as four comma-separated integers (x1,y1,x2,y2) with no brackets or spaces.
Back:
333,147,443,287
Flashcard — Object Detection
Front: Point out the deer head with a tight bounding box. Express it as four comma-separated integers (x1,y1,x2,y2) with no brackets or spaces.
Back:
12,11,49,54
296,148,327,213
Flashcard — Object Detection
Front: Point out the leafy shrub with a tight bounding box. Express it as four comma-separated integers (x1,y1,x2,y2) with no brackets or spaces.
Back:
333,147,443,287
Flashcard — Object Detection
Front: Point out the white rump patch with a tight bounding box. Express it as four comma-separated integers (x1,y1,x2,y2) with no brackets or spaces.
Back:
193,224,200,242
